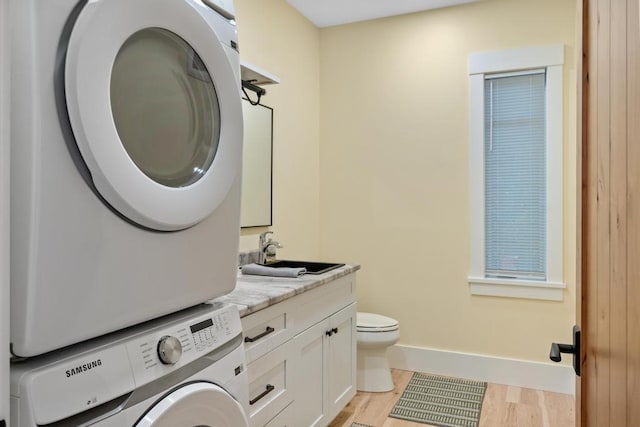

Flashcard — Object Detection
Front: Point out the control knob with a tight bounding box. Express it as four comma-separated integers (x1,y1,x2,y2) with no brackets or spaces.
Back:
157,335,182,365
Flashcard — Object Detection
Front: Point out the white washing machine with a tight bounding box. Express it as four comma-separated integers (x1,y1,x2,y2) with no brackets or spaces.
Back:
10,0,244,357
11,302,249,426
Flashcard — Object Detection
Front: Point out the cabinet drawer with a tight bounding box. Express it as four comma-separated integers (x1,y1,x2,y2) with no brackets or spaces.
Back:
247,342,293,427
242,304,291,364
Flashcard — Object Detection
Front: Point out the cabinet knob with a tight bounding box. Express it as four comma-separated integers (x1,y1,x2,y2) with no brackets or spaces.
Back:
325,330,333,336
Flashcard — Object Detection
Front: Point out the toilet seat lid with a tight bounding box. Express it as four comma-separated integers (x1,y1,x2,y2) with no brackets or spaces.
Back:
357,312,399,332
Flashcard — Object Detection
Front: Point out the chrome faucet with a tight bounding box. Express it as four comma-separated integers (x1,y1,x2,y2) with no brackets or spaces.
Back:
258,231,282,264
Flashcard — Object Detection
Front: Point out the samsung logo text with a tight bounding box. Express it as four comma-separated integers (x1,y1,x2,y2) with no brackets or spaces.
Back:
65,359,102,378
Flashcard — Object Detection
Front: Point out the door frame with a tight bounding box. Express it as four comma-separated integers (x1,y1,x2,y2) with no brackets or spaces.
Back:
0,0,10,424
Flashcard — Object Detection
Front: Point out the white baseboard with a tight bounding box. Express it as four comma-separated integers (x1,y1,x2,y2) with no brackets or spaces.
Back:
388,344,575,395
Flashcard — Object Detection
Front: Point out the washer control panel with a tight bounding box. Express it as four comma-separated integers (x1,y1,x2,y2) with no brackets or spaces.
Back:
190,309,233,351
126,303,241,387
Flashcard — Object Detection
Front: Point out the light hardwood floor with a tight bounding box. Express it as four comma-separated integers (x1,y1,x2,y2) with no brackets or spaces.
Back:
329,369,575,427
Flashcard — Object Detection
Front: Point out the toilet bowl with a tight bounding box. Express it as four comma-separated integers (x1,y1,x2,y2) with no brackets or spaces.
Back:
356,312,400,392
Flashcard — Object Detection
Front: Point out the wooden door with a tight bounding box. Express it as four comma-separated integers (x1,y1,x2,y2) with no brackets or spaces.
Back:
581,0,640,425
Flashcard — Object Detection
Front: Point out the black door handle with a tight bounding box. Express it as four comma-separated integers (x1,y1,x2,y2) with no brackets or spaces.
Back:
549,325,581,376
550,343,574,362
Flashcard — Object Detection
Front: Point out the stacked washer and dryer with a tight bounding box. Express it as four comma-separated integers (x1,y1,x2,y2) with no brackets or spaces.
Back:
9,0,249,425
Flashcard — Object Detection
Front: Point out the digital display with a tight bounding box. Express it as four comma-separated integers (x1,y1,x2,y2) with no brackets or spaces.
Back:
190,318,213,333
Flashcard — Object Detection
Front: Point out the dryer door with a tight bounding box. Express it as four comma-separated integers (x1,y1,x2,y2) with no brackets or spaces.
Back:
135,382,248,427
65,0,242,231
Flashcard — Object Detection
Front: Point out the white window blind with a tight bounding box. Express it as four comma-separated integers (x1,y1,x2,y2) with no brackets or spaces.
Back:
483,70,546,280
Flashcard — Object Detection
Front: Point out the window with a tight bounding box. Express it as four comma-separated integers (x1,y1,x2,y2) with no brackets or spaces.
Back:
468,45,564,301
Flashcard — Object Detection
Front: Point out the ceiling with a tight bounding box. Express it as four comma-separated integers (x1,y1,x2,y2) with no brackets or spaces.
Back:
286,0,479,28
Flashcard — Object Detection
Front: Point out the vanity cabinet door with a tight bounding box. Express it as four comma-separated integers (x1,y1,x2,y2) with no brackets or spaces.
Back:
327,303,357,421
289,303,357,427
290,319,330,427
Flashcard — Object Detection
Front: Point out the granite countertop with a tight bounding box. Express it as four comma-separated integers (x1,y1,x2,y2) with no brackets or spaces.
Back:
212,263,360,317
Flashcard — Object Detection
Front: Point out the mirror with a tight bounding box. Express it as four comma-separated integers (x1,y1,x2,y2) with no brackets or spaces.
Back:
240,98,273,228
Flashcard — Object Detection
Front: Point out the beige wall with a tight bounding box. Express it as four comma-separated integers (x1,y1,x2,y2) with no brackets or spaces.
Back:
318,0,577,363
235,0,321,260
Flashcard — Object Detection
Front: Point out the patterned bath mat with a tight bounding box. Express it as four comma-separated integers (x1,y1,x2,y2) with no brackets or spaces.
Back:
389,373,487,427
350,424,374,427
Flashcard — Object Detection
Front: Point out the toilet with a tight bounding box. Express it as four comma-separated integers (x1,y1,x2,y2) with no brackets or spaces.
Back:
356,312,400,392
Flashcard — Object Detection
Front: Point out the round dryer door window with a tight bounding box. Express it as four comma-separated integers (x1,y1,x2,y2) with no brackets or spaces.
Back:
111,28,221,188
65,0,242,231
135,383,249,427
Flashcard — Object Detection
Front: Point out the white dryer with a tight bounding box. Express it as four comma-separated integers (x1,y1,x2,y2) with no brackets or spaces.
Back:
11,303,249,426
10,0,244,357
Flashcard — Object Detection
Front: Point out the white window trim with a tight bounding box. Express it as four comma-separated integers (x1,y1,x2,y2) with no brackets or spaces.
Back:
468,44,565,302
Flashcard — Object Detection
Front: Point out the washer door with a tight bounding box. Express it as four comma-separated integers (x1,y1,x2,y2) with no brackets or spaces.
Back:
65,0,242,231
135,383,248,427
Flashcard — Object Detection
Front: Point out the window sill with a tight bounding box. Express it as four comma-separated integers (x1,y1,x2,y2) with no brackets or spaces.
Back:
468,277,565,301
